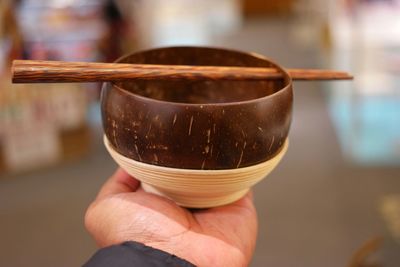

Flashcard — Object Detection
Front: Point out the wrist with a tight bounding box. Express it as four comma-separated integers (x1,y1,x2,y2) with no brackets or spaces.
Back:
144,231,247,267
144,238,199,266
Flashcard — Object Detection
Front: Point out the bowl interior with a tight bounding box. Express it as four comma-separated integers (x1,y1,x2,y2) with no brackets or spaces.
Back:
114,47,288,104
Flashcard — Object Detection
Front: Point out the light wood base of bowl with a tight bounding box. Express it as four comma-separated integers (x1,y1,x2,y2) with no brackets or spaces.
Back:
104,135,288,208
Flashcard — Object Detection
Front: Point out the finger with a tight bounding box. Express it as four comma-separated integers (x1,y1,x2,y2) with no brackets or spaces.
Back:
202,190,256,215
96,168,140,200
193,190,256,215
225,190,258,259
229,190,255,209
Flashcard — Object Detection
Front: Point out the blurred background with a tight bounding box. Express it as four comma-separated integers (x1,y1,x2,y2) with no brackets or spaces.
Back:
0,0,399,266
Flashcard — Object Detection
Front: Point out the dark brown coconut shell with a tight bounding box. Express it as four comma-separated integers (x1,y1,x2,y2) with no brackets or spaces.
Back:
101,46,293,170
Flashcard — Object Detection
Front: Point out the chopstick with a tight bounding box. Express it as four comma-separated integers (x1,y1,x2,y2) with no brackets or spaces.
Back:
11,60,353,83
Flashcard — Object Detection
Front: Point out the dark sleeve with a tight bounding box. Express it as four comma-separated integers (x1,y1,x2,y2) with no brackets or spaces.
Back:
83,241,196,267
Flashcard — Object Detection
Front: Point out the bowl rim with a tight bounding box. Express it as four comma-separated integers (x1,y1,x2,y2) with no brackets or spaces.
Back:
109,46,293,107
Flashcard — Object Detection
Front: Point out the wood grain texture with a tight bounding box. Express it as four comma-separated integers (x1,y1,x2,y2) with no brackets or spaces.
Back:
104,135,289,208
11,60,353,83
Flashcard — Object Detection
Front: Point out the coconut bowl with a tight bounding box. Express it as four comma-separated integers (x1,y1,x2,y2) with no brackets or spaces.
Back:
101,46,293,208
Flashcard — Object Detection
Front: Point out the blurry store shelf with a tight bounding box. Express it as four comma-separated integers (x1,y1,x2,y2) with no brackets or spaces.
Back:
327,0,400,165
0,0,131,174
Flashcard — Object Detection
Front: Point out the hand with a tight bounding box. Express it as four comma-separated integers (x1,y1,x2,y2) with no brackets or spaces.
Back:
85,168,258,267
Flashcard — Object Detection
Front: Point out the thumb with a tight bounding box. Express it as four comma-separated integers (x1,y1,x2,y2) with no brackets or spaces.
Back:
96,168,140,200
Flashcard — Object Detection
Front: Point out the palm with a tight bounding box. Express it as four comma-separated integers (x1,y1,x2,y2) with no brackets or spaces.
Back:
85,169,257,267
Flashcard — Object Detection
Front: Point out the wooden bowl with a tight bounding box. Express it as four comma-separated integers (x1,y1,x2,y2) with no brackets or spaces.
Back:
101,46,293,207
101,46,293,170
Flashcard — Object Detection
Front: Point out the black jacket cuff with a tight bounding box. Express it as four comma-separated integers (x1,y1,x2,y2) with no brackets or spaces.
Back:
83,241,196,267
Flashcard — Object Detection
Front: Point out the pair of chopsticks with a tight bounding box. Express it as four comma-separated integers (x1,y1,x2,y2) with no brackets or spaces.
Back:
11,60,353,83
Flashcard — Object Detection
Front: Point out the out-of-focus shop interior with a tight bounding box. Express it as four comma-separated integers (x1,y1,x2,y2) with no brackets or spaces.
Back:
1,0,399,266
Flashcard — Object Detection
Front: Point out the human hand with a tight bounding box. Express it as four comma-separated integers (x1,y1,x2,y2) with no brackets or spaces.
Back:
85,168,258,267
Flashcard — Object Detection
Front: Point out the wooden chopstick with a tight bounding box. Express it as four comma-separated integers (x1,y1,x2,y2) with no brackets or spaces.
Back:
11,60,353,83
